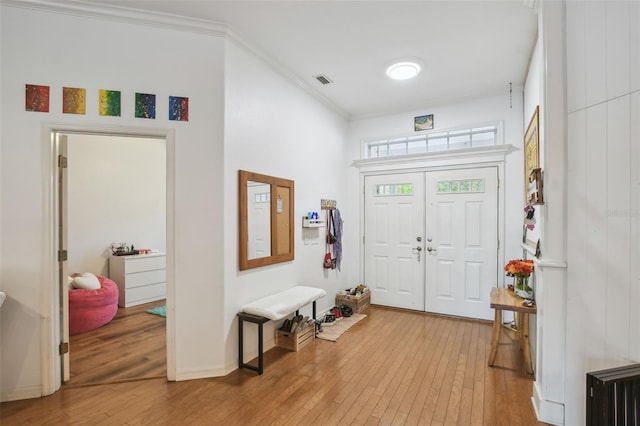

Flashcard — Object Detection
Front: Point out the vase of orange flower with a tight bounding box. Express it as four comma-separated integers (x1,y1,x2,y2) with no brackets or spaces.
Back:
504,259,534,299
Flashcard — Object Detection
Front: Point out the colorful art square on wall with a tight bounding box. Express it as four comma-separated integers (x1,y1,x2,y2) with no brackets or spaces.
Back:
169,96,189,121
99,89,121,117
63,87,86,114
135,92,156,119
25,84,50,112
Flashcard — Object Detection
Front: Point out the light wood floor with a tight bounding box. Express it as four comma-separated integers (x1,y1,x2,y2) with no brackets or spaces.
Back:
1,305,546,425
65,300,166,386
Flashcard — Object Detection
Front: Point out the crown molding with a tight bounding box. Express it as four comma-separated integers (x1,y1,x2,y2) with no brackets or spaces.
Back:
225,28,349,120
1,0,227,36
2,0,350,120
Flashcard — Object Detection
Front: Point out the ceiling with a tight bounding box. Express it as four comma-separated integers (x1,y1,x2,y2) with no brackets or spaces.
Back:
87,1,538,119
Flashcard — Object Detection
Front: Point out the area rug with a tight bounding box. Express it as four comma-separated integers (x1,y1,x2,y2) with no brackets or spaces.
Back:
316,313,367,342
146,305,166,318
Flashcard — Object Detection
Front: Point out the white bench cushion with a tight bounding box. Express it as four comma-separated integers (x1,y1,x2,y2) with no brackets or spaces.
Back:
240,286,326,321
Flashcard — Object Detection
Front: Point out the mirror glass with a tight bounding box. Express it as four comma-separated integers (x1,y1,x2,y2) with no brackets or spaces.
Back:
239,170,294,270
246,181,271,260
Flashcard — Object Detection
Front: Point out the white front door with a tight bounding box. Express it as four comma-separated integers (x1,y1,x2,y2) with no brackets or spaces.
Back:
424,168,498,320
364,173,425,311
364,167,498,320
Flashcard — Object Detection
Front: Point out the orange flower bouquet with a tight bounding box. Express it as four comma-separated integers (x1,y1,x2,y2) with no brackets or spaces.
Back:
504,259,534,298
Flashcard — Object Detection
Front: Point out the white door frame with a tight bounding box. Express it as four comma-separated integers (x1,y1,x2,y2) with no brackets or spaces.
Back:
40,123,176,396
354,145,513,296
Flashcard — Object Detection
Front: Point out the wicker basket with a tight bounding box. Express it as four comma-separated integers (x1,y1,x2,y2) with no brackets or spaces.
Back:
336,291,371,313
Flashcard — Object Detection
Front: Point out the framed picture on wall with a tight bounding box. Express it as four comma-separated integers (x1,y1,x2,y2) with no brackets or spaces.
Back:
414,114,434,131
524,106,540,202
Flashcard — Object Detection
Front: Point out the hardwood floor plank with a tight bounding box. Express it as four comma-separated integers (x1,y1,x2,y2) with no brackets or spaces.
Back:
419,317,457,424
66,300,166,387
1,305,547,426
403,315,447,425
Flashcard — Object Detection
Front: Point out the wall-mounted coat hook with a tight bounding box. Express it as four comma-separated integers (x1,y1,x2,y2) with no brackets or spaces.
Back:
321,199,337,210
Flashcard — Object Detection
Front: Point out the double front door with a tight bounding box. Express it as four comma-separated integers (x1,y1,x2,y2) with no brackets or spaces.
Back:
364,167,498,320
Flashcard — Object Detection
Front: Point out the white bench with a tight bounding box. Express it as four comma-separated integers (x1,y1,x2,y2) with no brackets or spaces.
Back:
237,286,326,374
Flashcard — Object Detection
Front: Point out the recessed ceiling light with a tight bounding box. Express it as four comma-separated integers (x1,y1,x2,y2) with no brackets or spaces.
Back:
386,61,421,80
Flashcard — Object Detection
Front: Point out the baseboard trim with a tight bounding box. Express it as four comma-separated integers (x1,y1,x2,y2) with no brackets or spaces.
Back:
174,368,225,382
532,381,565,425
1,385,42,402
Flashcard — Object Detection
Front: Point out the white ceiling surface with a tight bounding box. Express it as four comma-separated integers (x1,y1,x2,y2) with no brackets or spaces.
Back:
93,1,538,119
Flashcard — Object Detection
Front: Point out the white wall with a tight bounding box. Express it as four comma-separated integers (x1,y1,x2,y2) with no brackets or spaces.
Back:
67,135,166,276
346,93,526,275
528,4,568,422
523,39,543,246
1,4,225,399
523,35,542,375
565,1,640,424
222,39,351,370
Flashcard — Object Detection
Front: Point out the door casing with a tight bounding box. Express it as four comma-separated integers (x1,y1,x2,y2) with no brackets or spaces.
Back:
41,123,176,396
355,145,512,313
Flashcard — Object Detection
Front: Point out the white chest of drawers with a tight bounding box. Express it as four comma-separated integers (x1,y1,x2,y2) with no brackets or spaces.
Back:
109,252,166,308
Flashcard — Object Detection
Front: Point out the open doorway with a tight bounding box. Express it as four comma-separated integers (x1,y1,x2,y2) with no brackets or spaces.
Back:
58,132,168,386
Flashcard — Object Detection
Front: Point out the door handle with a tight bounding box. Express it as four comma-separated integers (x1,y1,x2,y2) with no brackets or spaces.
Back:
426,246,437,254
413,245,423,262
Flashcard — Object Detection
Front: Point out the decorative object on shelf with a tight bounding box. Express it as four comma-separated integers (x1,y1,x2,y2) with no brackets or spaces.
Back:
504,258,534,299
302,211,324,227
524,105,540,203
515,275,533,300
527,167,544,205
522,205,536,243
524,205,536,230
110,242,136,256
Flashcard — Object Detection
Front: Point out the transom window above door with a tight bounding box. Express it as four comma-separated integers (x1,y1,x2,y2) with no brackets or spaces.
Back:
366,124,500,159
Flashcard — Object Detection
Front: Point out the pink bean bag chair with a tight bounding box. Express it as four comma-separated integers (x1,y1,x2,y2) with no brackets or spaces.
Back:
69,275,119,336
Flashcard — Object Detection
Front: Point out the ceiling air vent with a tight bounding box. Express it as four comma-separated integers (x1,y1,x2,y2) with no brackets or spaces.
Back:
313,74,333,85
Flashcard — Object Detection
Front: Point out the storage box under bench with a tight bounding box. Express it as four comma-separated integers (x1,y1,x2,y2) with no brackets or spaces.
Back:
336,291,371,313
275,325,315,352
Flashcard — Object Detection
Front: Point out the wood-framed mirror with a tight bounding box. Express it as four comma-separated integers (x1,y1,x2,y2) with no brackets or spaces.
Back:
239,170,294,271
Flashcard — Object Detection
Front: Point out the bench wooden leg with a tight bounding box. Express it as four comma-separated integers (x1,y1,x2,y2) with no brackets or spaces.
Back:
488,308,502,366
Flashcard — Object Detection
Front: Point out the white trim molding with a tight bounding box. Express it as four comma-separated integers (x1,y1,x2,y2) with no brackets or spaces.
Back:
40,123,176,396
533,382,565,425
353,144,515,173
1,0,227,35
354,144,514,303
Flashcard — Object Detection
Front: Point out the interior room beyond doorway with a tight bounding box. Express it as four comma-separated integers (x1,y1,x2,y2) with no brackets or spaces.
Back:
64,133,167,385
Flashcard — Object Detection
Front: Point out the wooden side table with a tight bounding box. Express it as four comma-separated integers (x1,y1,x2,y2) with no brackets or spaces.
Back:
488,287,537,374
